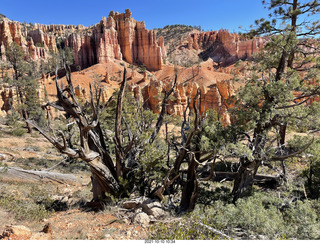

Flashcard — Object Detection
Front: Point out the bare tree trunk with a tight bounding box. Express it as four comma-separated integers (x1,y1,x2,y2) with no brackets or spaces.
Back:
232,158,258,202
17,88,33,133
179,90,201,212
308,160,315,198
114,69,127,178
180,155,199,212
88,157,120,201
22,109,32,133
279,124,288,181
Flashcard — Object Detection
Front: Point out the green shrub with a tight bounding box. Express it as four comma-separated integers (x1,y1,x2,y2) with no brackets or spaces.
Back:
282,200,319,239
208,193,320,239
11,127,26,137
150,191,320,240
290,136,320,199
149,215,224,240
213,195,285,238
5,112,21,126
0,192,52,222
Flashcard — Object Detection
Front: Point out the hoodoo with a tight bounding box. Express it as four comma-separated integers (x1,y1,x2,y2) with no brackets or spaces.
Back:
0,9,166,71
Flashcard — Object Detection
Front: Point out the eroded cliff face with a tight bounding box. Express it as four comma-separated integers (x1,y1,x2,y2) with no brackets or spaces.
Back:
0,10,165,71
131,78,234,125
68,9,165,71
0,13,245,123
0,20,56,61
187,29,268,66
0,20,26,47
130,61,236,125
27,29,58,53
33,23,86,36
113,9,166,71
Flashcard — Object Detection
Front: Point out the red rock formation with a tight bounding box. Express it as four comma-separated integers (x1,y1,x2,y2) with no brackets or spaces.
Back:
146,79,163,113
33,23,84,36
27,29,57,52
1,10,165,71
27,38,47,60
0,43,6,61
104,71,110,83
0,20,26,47
94,16,122,64
187,29,268,65
0,20,51,61
68,9,165,71
68,33,95,69
142,78,234,125
0,20,86,63
0,83,14,116
187,31,217,51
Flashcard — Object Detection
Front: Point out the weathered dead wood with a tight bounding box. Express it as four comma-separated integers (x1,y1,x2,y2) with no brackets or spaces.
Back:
152,168,180,200
114,69,130,179
199,156,216,181
0,167,77,185
200,171,281,188
179,89,202,212
197,222,231,240
173,96,200,175
27,65,121,202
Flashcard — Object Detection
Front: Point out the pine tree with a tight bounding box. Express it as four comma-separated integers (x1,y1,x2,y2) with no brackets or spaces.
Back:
6,42,44,132
231,0,320,201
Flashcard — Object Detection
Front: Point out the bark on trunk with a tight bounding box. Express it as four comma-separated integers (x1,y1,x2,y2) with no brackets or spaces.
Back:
199,171,281,187
180,156,198,212
91,172,107,202
88,157,120,201
232,158,258,202
279,124,288,181
22,109,33,133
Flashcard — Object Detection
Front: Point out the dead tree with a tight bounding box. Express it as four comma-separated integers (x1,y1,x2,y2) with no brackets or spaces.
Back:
158,89,216,212
179,91,202,212
27,64,177,203
27,65,120,201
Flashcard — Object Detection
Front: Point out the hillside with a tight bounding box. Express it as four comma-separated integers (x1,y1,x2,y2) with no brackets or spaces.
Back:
155,24,199,63
1,9,260,124
0,122,149,240
2,1,320,241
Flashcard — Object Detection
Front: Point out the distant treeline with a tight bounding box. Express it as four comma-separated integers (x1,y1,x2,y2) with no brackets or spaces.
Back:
155,24,202,31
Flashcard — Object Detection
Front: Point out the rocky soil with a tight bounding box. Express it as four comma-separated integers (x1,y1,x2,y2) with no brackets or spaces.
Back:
0,123,172,240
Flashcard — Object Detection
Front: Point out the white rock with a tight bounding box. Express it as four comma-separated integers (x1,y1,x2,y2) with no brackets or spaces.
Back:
132,212,150,226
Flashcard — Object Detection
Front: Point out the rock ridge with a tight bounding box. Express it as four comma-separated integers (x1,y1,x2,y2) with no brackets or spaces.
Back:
187,29,268,66
0,9,166,71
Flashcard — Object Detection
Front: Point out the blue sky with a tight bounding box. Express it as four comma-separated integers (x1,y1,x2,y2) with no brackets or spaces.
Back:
1,0,269,32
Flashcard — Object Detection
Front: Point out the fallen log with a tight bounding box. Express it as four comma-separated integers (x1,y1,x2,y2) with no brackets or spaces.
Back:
201,171,281,188
0,167,78,185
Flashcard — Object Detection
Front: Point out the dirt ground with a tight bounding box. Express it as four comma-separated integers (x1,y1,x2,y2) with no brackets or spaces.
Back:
0,124,150,240
0,208,148,240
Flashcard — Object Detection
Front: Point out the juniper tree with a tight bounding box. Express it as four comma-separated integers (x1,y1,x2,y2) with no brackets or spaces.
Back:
230,0,320,201
5,42,44,132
